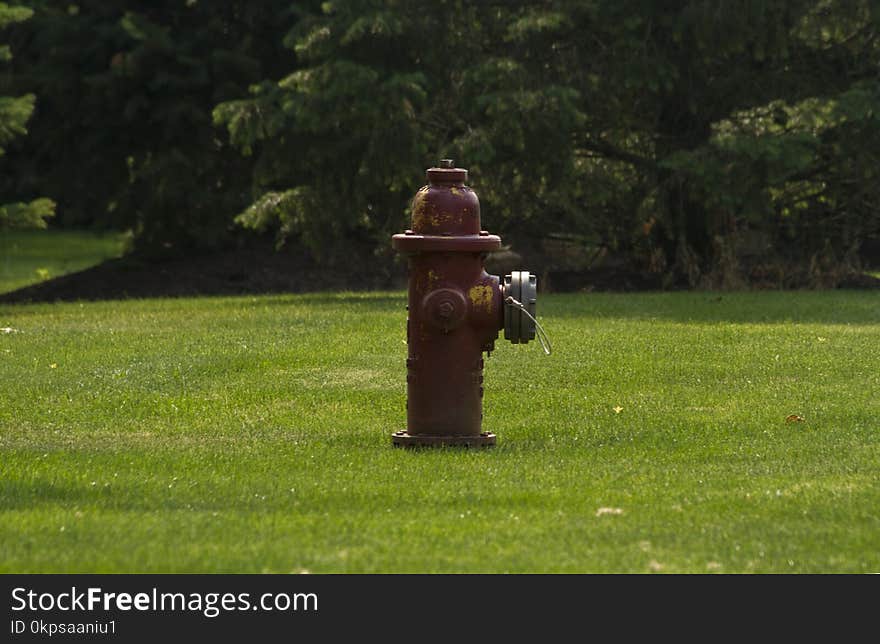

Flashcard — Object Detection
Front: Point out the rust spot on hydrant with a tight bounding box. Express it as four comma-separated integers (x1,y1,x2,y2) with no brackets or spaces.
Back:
468,285,494,314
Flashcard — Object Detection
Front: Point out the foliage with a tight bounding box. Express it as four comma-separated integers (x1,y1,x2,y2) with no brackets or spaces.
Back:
1,1,878,282
214,1,587,260
0,196,54,229
0,2,54,230
0,0,306,252
216,0,880,285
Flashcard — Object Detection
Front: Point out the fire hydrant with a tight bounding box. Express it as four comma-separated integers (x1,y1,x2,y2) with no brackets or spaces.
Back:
391,160,547,446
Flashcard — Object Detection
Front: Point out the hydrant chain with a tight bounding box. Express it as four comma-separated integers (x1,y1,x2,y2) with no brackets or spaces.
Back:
505,296,552,356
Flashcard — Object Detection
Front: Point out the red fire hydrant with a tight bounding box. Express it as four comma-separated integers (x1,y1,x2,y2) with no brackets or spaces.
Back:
391,160,547,446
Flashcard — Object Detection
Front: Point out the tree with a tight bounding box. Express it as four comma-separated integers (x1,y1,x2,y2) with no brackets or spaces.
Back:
213,1,587,263
1,1,876,284
217,0,880,287
570,1,880,286
1,1,306,252
0,1,54,230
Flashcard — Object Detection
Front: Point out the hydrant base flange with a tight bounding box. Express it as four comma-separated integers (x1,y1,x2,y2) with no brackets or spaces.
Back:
391,430,496,448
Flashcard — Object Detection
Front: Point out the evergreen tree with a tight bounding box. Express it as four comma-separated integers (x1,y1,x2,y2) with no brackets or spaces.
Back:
1,0,304,252
217,0,880,286
573,1,880,286
2,1,877,283
0,2,54,230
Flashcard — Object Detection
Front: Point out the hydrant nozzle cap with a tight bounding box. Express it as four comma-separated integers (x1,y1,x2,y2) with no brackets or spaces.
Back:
427,160,467,185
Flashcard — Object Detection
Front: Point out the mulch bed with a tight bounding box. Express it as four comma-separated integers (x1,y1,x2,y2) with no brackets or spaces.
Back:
1,239,877,303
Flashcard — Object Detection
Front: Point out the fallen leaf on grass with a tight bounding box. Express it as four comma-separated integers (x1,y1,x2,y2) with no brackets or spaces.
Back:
785,414,805,423
596,507,623,517
612,406,623,414
50,363,58,369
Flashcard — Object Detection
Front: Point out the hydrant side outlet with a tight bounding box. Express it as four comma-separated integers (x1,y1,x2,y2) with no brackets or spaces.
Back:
391,161,539,447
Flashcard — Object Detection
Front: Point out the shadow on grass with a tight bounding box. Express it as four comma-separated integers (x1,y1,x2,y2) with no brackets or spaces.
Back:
2,238,877,328
0,240,406,305
257,291,405,309
543,290,880,325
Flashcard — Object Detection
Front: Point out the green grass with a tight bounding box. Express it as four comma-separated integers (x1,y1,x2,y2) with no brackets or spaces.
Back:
0,230,127,294
1,290,878,573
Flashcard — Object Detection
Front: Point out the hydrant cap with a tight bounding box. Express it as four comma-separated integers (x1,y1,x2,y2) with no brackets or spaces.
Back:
427,159,467,185
504,271,538,344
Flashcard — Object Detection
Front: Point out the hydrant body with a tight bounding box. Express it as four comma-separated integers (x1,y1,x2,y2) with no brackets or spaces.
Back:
391,161,537,446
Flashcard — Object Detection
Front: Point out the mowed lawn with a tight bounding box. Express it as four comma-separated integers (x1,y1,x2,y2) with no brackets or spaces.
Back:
0,230,126,294
0,289,878,573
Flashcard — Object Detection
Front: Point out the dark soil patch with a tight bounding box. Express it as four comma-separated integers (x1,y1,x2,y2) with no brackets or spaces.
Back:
0,239,405,303
1,239,877,303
